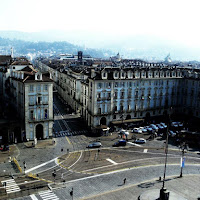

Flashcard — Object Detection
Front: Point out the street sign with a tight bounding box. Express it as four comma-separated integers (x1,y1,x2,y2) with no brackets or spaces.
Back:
180,157,185,168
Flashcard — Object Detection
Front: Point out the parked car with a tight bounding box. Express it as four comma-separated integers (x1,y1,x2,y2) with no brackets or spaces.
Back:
150,124,159,131
160,123,167,128
139,127,148,133
132,128,140,133
146,126,153,132
0,145,9,151
113,140,127,147
171,122,179,128
169,130,176,137
87,142,102,148
135,138,146,144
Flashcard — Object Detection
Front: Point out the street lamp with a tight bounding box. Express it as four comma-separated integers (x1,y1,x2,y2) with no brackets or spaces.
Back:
180,142,187,177
160,108,172,200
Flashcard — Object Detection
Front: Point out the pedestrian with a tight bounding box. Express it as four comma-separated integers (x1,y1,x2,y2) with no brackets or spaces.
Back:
123,178,126,185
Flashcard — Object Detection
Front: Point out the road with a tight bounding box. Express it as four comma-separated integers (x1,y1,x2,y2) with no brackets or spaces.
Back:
0,93,200,199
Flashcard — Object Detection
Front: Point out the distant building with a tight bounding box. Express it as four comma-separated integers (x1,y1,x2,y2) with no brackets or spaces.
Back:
36,58,200,133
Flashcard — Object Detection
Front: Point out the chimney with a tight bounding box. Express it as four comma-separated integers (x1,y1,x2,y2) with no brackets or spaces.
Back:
91,69,96,78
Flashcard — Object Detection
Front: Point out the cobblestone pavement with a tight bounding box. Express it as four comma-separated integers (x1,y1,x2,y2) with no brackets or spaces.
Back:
14,168,200,200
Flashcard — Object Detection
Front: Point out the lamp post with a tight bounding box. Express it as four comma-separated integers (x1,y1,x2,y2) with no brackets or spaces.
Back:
160,108,172,200
180,142,187,177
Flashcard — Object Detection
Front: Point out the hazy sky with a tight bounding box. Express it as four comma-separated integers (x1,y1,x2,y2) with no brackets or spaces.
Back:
1,0,200,47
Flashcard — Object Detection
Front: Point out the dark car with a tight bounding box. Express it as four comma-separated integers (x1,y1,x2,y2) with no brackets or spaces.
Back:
87,142,102,148
113,140,127,147
0,145,9,151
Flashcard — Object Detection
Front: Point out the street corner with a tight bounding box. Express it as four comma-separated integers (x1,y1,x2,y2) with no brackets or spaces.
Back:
0,145,17,163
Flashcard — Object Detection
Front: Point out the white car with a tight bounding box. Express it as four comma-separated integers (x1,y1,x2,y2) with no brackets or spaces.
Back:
132,128,140,133
139,127,148,133
135,138,146,144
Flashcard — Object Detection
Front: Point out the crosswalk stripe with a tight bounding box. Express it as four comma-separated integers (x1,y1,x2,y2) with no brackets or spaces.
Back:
40,193,56,197
1,179,15,183
30,194,38,200
39,190,59,200
1,179,21,194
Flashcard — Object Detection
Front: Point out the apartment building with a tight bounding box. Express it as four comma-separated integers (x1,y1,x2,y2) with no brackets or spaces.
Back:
35,58,200,131
2,58,54,142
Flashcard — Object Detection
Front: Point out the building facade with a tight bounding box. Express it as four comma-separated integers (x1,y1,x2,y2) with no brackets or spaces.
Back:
2,58,54,142
35,58,200,131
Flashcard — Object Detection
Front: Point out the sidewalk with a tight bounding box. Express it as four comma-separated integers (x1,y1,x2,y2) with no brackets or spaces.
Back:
24,139,55,149
83,175,200,200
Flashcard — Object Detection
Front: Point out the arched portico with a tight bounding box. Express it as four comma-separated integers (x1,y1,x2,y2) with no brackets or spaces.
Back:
100,117,107,125
36,124,44,140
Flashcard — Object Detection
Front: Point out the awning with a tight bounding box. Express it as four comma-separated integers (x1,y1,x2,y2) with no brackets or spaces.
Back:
111,118,144,125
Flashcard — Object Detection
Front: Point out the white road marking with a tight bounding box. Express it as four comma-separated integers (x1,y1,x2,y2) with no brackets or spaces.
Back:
30,194,38,200
39,190,59,200
106,158,118,165
1,179,21,194
127,142,142,147
144,149,148,153
81,156,179,173
25,158,58,173
68,151,82,169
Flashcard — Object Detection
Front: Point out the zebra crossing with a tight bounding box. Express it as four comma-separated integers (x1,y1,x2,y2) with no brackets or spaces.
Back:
38,190,59,200
1,179,21,194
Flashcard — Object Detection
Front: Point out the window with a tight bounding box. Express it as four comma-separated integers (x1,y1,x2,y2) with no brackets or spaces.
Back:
98,83,102,89
44,85,48,91
103,72,106,77
113,115,116,119
115,72,118,77
37,75,40,80
38,97,42,104
37,85,41,92
29,96,34,105
44,109,48,119
98,108,101,114
30,110,34,120
115,82,118,87
29,85,34,92
43,96,48,104
129,82,132,87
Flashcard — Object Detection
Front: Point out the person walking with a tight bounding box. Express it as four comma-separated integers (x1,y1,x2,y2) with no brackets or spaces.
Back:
123,178,126,185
